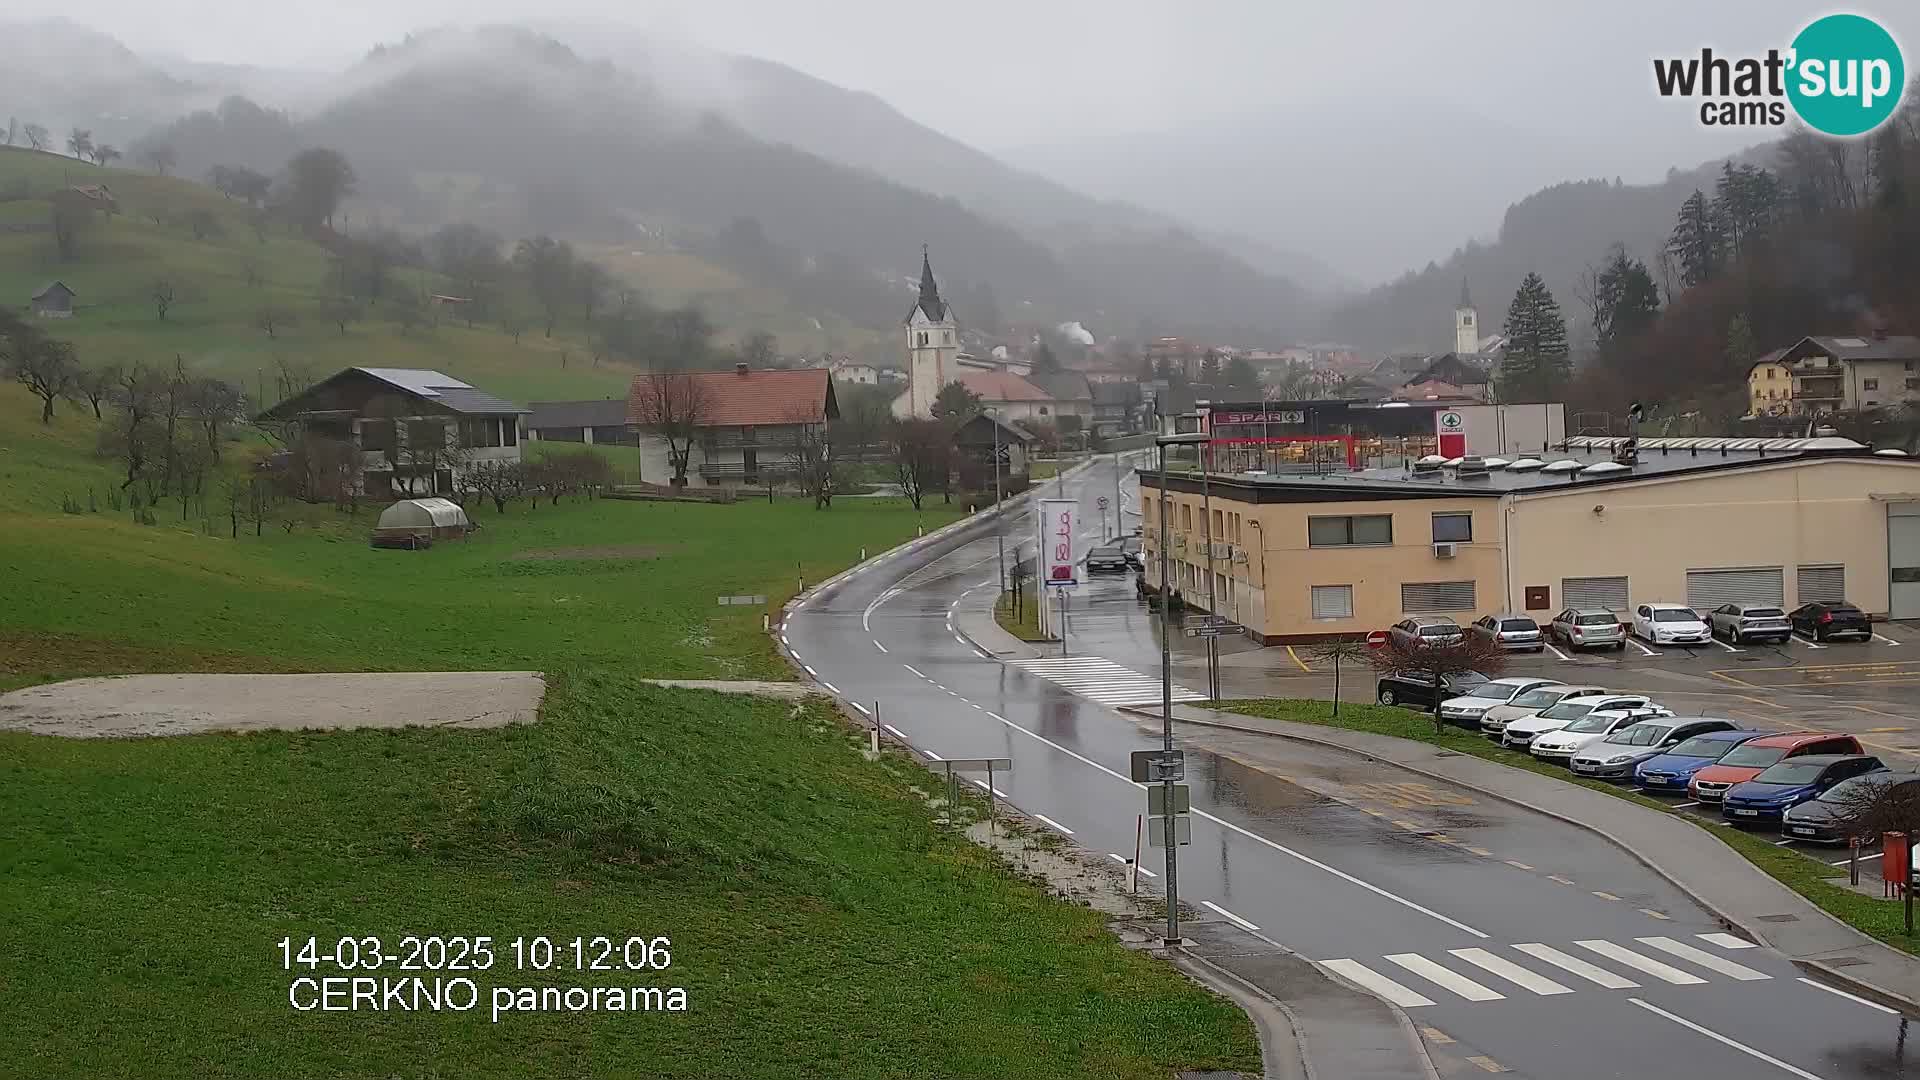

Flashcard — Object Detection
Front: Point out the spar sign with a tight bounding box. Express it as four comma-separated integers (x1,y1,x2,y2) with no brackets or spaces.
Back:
1436,408,1467,458
1037,499,1079,585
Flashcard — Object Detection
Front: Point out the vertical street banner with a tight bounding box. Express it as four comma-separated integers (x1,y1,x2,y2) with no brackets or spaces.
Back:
1037,499,1079,585
1436,408,1467,458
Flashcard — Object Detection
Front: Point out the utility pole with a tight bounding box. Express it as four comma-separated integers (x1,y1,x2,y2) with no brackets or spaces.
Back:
992,410,1006,592
1154,430,1207,947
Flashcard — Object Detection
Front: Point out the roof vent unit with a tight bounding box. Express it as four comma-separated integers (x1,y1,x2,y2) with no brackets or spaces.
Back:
1876,448,1910,457
1412,455,1444,475
1507,457,1545,472
1581,461,1631,475
1442,456,1464,468
1815,425,1840,437
1541,460,1583,473
1456,455,1490,479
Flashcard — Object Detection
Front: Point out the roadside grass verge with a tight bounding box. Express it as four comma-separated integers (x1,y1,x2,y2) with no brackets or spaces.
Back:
1215,697,1920,958
995,591,1055,642
0,672,1258,1078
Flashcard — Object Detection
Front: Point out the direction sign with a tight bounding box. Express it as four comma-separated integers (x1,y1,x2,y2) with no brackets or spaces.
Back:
1185,625,1240,638
1147,814,1193,847
1366,629,1389,649
1130,749,1185,783
1147,784,1190,816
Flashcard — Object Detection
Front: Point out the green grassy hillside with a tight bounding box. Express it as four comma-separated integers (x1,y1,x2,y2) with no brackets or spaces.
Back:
0,147,889,403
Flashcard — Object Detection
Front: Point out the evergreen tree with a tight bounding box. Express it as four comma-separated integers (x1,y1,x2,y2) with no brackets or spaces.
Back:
1200,350,1223,381
1667,189,1722,289
1030,341,1061,375
1724,314,1758,373
1225,356,1260,390
1591,245,1661,357
931,380,983,425
1711,162,1782,261
1500,273,1570,401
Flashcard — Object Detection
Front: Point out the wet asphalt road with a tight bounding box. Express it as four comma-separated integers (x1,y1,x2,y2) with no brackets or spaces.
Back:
787,457,1920,1080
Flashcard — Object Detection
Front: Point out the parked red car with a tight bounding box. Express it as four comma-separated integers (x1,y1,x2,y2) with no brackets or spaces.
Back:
1688,732,1864,802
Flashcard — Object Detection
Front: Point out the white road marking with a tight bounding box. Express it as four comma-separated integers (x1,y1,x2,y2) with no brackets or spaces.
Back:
1512,943,1640,989
1135,864,1156,878
1201,900,1260,932
1673,801,1700,809
873,639,889,653
969,702,983,710
969,778,1008,797
780,634,791,646
1797,977,1899,1014
851,702,871,716
979,706,1488,937
819,680,840,695
1448,948,1573,995
1630,640,1659,657
1774,838,1797,846
1107,852,1129,866
903,664,928,679
1698,933,1757,950
1543,643,1571,661
1034,814,1074,835
1319,959,1436,1008
803,665,817,677
923,750,941,761
884,724,907,738
1792,633,1829,649
1383,953,1504,1001
953,634,969,646
1709,637,1744,653
1628,998,1830,1080
1637,936,1770,981
1576,940,1706,984
790,650,803,661
1876,632,1903,646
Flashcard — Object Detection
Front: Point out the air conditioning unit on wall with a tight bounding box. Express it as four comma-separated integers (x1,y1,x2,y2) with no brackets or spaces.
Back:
1432,542,1458,559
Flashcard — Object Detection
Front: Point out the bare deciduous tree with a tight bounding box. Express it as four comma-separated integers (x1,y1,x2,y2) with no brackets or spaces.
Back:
65,127,92,160
887,418,949,512
1309,638,1374,717
631,372,714,487
3,313,76,423
1365,633,1508,733
785,406,836,509
152,278,178,321
68,362,120,419
22,123,49,151
141,144,176,176
254,305,293,339
316,294,359,336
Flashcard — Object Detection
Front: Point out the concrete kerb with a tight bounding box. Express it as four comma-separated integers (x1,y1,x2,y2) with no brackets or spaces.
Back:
1161,948,1311,1080
1161,705,1920,1018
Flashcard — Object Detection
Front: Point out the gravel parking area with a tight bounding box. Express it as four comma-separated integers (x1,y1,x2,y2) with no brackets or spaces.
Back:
0,672,545,738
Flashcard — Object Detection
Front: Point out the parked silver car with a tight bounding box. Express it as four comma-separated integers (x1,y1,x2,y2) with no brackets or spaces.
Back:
1547,608,1626,651
1705,603,1792,645
1469,613,1546,652
1389,616,1465,650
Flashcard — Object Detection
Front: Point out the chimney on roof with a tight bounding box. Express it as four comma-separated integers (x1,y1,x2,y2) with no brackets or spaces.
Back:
735,362,749,376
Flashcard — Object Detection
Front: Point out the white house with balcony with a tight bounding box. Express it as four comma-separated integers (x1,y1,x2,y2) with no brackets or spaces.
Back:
256,367,528,498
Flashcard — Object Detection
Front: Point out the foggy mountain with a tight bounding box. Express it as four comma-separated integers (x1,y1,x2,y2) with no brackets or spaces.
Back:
1322,150,1774,355
0,18,212,146
537,21,1347,292
1004,101,1609,287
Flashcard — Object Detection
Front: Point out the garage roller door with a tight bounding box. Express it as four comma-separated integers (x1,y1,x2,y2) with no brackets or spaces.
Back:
1686,567,1784,609
1562,576,1628,613
1797,565,1846,605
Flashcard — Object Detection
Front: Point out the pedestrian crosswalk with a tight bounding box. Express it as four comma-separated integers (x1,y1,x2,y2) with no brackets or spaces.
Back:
1321,934,1771,1007
1005,656,1208,707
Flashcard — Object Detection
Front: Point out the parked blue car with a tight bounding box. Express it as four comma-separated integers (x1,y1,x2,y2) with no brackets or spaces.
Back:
1722,755,1885,823
1634,730,1767,793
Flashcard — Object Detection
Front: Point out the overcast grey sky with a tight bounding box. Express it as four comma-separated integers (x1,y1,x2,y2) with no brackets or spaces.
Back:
73,1,1918,162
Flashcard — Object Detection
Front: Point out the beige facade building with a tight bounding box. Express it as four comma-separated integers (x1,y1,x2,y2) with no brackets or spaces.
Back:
1746,334,1920,417
1142,437,1920,642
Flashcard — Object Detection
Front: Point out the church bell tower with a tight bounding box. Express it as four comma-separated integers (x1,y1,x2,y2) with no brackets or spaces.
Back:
899,245,959,419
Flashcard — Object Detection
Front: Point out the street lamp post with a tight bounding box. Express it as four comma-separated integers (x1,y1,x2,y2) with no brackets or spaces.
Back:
1154,430,1208,947
991,410,1007,593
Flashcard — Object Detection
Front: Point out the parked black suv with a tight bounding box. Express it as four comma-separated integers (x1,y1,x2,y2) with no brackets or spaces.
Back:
1788,601,1872,642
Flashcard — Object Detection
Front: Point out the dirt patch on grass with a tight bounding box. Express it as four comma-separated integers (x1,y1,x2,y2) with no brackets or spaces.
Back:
0,630,310,691
510,544,678,561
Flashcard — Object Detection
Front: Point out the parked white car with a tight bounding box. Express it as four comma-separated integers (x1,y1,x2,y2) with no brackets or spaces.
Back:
1632,603,1711,646
1530,706,1676,763
1479,685,1609,740
1499,694,1659,750
1437,678,1564,730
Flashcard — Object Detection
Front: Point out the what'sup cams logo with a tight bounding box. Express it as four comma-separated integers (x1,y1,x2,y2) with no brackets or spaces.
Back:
1654,13,1906,137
